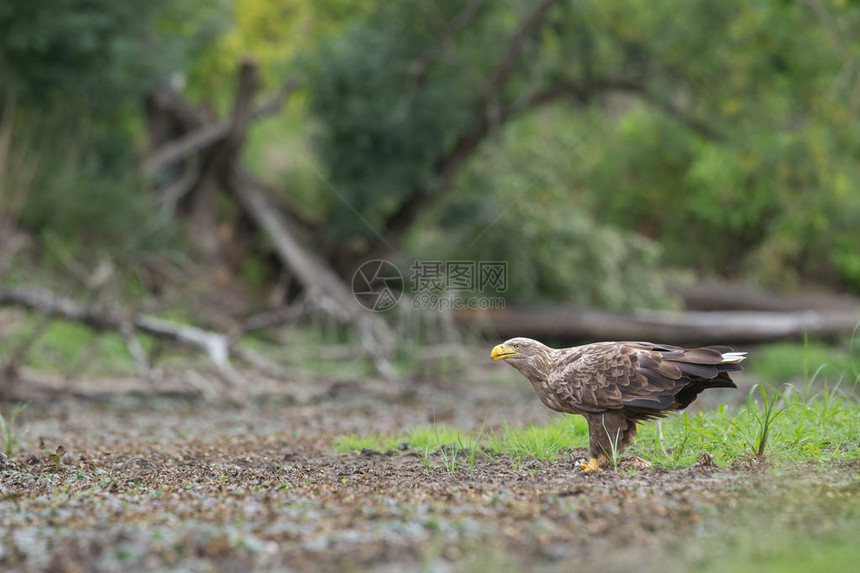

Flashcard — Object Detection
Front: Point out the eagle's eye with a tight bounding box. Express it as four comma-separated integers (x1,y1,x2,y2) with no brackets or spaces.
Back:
514,344,520,349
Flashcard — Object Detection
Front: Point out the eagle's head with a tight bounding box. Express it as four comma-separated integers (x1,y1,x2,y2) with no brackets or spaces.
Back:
491,337,552,365
491,337,554,382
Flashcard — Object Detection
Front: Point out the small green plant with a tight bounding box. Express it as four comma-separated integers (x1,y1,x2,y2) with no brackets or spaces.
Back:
0,402,28,455
731,384,792,457
411,443,432,471
460,420,486,474
433,425,483,474
438,442,462,474
601,416,623,471
44,445,66,472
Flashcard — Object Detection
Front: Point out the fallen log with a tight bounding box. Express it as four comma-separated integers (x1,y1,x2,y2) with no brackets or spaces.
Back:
0,286,245,387
456,304,860,345
670,281,860,312
227,169,397,380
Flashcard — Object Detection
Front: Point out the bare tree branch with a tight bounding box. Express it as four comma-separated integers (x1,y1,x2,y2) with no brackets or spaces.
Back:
120,321,151,381
158,157,200,216
380,78,640,246
0,286,245,387
147,85,209,132
144,122,230,176
232,300,306,342
142,77,300,175
226,170,398,381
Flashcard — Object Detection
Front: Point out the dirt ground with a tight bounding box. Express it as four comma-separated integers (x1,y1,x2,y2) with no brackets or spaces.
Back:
0,374,858,572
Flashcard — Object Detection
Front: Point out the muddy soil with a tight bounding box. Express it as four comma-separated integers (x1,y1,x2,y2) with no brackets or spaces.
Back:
0,377,857,572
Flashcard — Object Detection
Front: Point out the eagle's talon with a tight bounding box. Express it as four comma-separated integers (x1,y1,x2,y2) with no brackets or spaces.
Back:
580,458,604,473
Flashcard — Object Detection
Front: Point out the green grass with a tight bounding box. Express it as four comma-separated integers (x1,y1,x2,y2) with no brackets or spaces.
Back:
485,416,589,464
631,382,860,467
332,417,591,472
332,433,401,453
334,425,490,473
333,382,860,471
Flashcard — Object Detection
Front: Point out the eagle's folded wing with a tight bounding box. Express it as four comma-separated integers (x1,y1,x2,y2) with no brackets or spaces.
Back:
552,342,739,412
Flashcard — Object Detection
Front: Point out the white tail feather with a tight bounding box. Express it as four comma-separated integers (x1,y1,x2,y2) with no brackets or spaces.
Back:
721,351,747,364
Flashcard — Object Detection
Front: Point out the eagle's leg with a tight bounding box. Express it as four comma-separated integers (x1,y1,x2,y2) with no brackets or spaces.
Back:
583,411,635,471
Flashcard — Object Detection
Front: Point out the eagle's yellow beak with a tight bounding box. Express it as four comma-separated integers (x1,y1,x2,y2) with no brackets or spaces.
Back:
491,343,517,361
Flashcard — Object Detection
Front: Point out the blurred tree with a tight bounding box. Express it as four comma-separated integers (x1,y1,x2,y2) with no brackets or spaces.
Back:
0,0,224,107
0,0,225,260
307,1,642,262
306,0,860,296
583,0,860,291
4,0,860,307
416,108,667,309
188,0,372,108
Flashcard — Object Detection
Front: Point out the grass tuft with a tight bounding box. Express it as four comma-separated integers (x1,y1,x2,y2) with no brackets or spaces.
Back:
486,416,589,465
0,402,28,456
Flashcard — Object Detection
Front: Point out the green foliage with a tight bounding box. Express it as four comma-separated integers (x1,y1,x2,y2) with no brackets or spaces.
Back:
0,0,223,106
417,110,670,309
188,0,369,108
580,0,860,289
0,0,223,260
6,0,860,299
306,1,486,238
9,109,177,259
306,0,860,294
